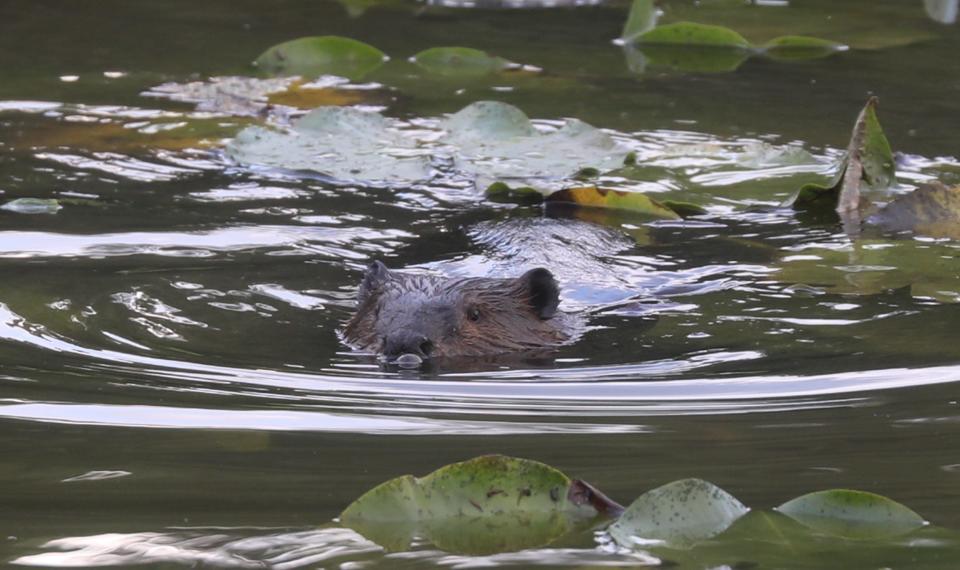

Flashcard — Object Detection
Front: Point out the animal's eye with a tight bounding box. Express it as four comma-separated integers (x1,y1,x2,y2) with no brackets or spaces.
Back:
467,307,481,322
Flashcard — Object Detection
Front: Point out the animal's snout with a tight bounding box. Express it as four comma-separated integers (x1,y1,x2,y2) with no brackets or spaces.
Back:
382,332,434,360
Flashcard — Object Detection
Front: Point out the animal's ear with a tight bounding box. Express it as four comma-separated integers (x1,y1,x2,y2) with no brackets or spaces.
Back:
358,260,392,303
517,267,560,319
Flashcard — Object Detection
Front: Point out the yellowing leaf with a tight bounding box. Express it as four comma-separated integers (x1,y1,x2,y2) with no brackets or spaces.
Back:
546,186,681,220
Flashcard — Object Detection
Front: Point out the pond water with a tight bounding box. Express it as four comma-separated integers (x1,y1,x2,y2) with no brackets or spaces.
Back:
3,0,960,567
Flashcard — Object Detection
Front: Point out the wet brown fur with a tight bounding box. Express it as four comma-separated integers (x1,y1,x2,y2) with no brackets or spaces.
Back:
342,264,577,358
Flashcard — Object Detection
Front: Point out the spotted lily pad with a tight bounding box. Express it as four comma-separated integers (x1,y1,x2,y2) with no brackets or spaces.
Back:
608,478,749,550
777,489,927,539
340,455,613,554
253,36,387,79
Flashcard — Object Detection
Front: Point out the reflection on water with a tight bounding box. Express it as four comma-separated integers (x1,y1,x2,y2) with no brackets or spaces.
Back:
13,528,382,569
3,0,960,567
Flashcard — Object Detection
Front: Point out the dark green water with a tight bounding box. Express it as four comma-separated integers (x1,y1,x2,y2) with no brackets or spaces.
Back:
2,0,960,567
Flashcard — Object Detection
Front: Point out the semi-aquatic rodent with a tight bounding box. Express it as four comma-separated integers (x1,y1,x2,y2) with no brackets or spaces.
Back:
342,260,579,365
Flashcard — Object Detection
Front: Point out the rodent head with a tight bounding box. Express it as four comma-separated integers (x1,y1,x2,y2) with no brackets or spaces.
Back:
341,261,570,365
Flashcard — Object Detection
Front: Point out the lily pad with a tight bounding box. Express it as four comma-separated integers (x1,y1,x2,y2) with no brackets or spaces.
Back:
630,44,751,73
608,478,749,550
634,22,751,49
225,106,431,183
444,101,629,190
340,455,607,554
777,489,927,539
545,186,682,220
485,182,544,204
411,47,515,76
227,101,629,191
253,36,387,80
763,35,849,61
0,198,61,215
786,97,896,234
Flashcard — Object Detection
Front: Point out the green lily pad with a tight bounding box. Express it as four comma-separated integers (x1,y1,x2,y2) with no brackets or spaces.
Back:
485,182,544,204
763,35,849,61
869,182,960,239
545,186,682,220
0,198,61,214
635,22,751,48
608,478,749,550
340,455,607,554
631,44,750,73
253,36,387,79
777,489,927,539
411,47,515,76
786,97,895,233
655,2,939,50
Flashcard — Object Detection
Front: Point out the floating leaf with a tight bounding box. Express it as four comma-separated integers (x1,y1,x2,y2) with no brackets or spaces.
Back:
485,182,544,204
869,182,960,239
655,1,938,50
445,99,536,139
630,45,750,73
22,119,241,152
0,198,62,215
763,35,848,61
835,96,896,233
786,97,895,234
340,455,610,554
253,36,387,79
228,101,628,190
546,186,681,220
411,47,514,76
225,106,430,183
620,0,658,43
635,22,750,48
443,101,629,190
777,489,926,539
608,478,749,550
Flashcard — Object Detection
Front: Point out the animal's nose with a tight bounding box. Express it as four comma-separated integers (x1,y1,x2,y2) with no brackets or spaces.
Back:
382,332,433,359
